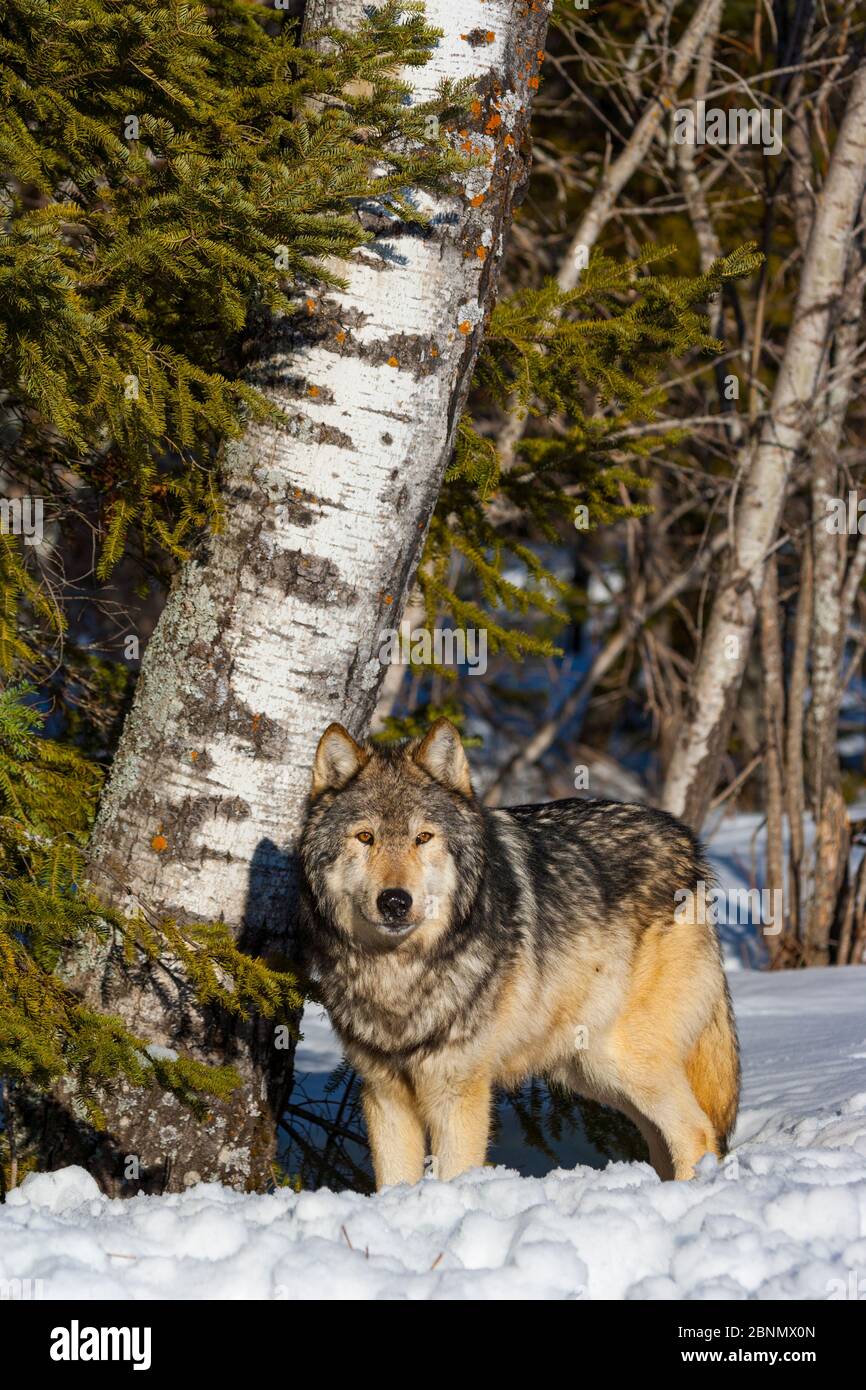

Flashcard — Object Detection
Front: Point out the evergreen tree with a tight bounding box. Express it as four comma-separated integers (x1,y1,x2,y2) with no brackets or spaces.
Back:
0,0,466,1189
421,242,761,669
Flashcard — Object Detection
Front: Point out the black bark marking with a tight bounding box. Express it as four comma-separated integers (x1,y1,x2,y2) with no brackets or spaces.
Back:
153,793,253,859
255,547,359,607
313,422,355,451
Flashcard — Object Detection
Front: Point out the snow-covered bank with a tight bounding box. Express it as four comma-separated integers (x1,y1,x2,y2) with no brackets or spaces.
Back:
1,967,865,1300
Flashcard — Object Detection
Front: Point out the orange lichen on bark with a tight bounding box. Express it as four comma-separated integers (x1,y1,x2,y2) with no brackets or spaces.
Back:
459,321,471,334
151,834,168,852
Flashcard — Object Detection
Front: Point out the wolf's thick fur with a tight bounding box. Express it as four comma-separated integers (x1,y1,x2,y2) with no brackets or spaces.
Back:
298,719,740,1188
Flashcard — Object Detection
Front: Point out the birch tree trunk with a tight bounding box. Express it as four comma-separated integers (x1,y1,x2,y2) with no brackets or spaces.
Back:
39,0,550,1194
781,540,811,952
805,248,866,962
759,557,786,956
660,60,866,830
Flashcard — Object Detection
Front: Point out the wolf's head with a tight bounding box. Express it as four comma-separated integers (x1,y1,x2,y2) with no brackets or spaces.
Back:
300,719,485,951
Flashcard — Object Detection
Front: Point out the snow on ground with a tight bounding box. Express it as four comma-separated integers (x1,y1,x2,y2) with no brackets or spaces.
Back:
2,967,865,1300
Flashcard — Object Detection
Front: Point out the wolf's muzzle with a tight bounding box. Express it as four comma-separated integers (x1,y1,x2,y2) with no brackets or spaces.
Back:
377,888,413,923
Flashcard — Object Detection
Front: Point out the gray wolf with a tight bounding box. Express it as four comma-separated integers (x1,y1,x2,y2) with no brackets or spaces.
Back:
297,718,740,1189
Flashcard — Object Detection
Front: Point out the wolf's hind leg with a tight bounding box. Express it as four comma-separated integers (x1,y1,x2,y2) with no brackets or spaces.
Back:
621,1072,719,1180
606,913,733,1178
615,1099,674,1181
362,1074,426,1189
420,1074,493,1181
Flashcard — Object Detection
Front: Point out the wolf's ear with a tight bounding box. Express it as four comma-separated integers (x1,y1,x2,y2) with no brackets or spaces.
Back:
413,718,473,797
311,724,368,797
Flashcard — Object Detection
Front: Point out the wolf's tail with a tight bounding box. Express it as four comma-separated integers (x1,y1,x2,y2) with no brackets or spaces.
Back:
685,978,740,1155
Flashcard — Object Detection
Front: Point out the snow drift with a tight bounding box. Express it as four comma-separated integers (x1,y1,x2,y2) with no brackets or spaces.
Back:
1,967,865,1300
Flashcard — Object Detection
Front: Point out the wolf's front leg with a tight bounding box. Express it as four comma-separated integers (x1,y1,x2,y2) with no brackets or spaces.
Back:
362,1074,426,1189
424,1074,493,1181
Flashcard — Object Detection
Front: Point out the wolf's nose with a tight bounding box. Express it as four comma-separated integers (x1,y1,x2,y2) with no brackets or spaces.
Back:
377,888,412,922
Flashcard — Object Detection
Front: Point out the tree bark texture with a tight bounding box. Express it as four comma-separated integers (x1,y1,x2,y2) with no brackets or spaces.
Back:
38,0,552,1194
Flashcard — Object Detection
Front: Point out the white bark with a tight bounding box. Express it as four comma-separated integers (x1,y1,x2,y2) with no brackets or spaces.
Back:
58,0,551,1193
661,60,866,828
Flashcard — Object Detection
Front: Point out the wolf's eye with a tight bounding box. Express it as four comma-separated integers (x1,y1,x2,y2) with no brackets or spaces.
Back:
356,830,374,845
416,831,433,845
